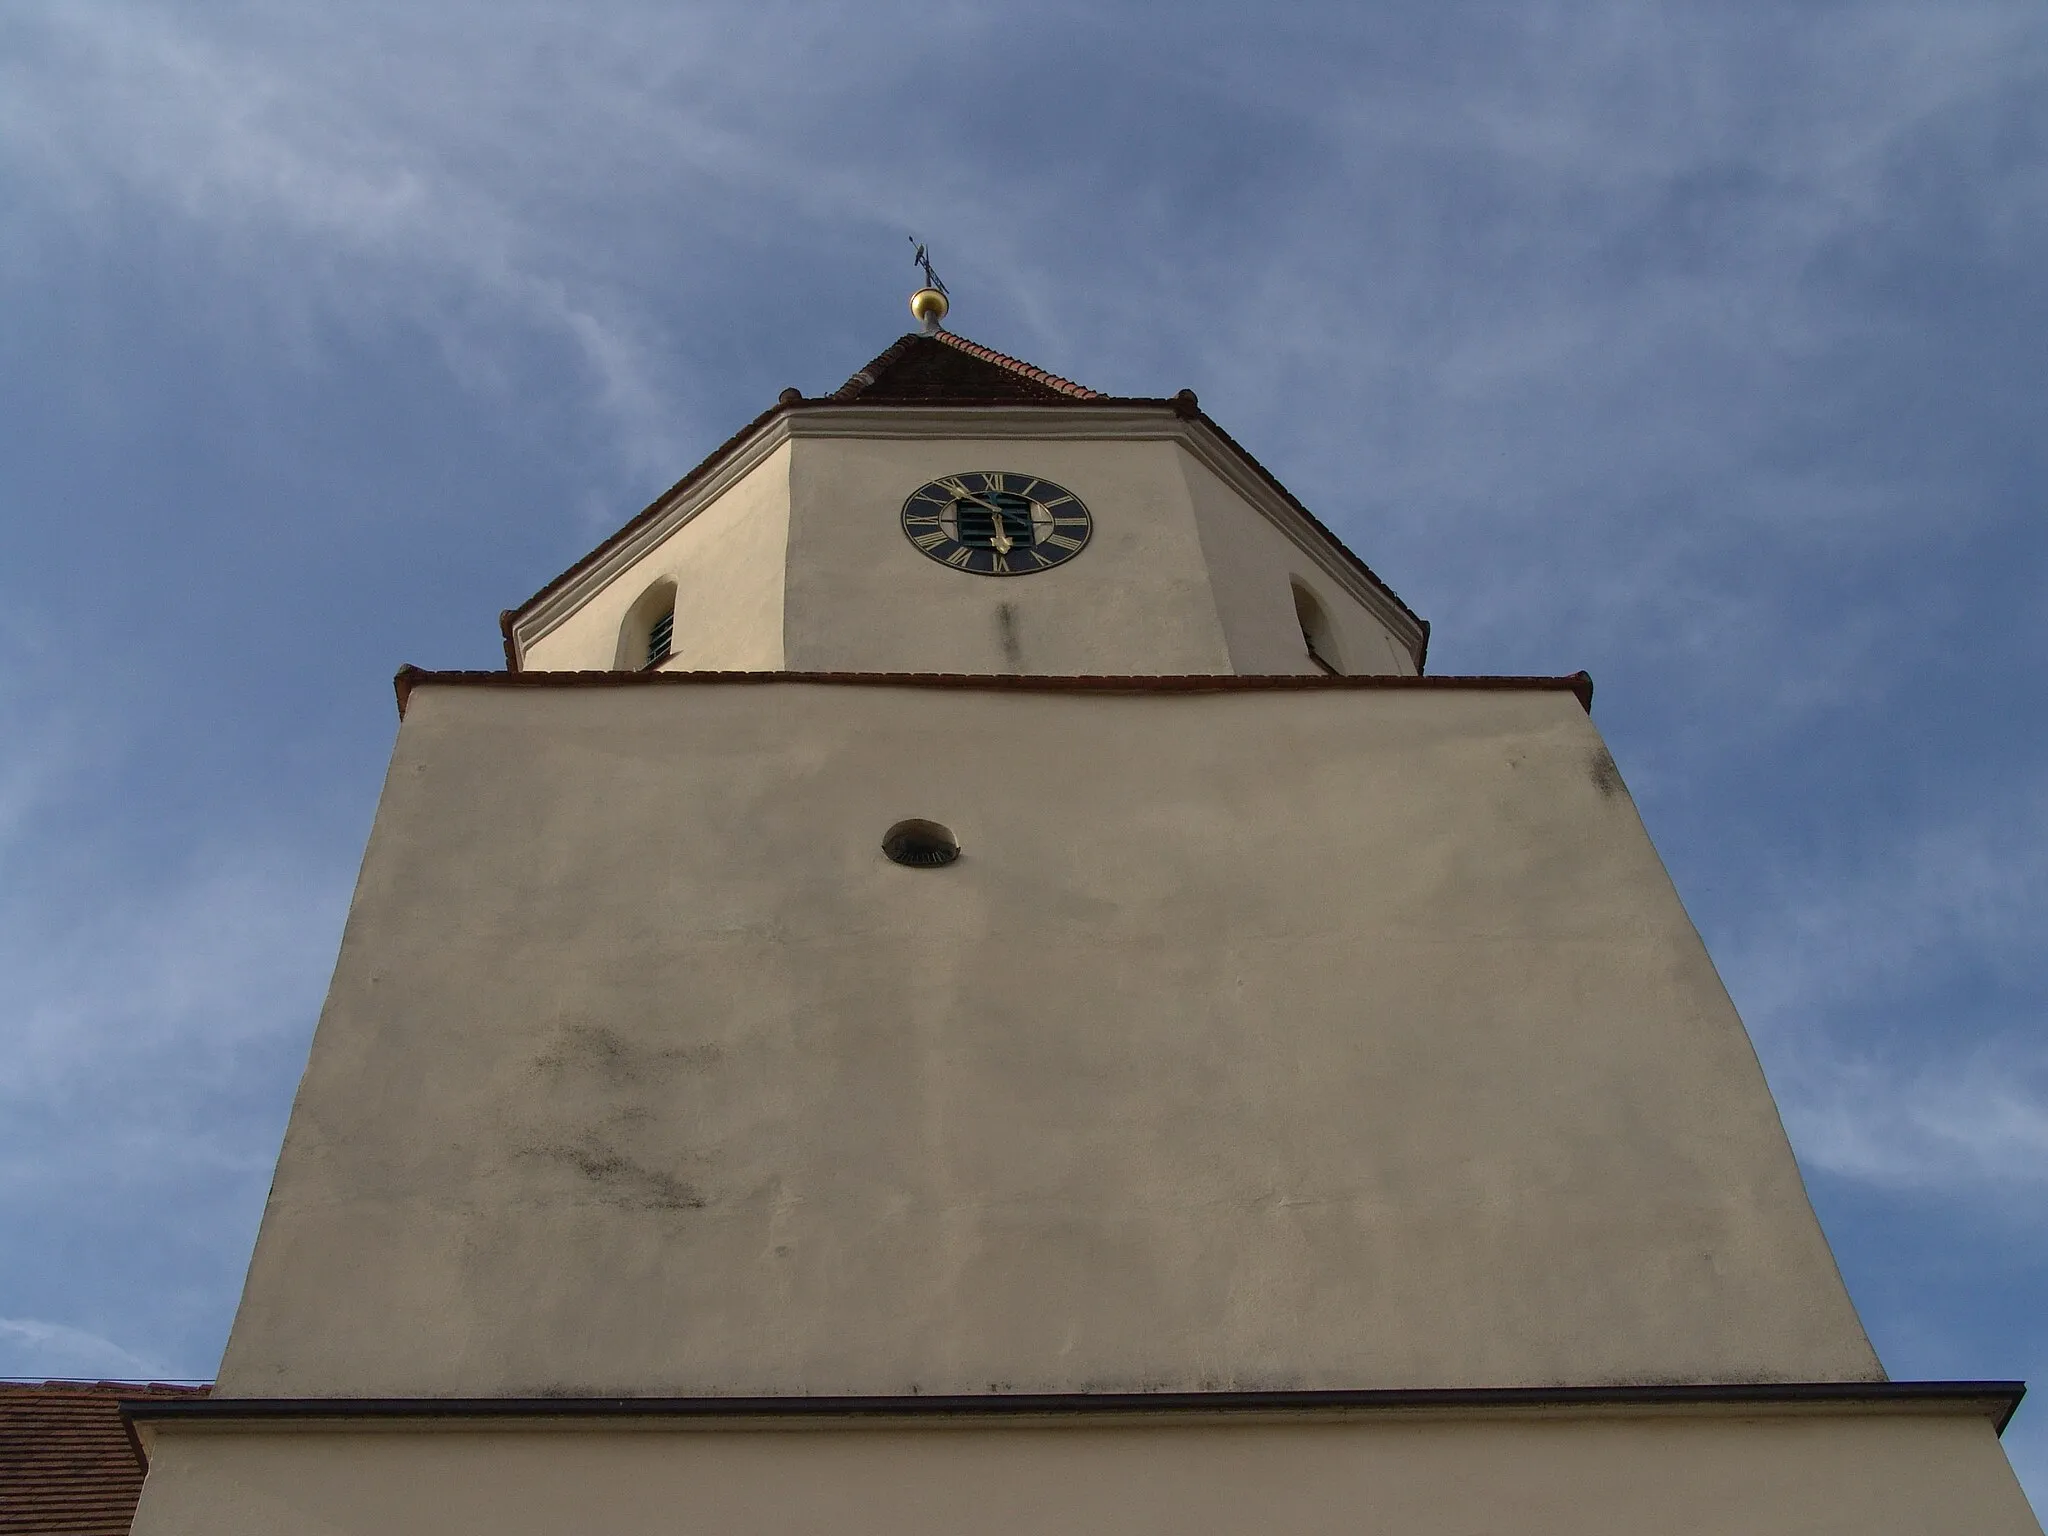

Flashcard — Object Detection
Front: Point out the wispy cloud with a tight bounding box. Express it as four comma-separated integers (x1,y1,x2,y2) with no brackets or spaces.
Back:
0,849,343,1114
0,4,716,479
1721,784,2048,1199
0,1318,166,1380
0,661,354,1373
1788,1052,2048,1193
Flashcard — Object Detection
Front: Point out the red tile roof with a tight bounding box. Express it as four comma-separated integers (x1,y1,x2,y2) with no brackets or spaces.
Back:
832,331,1103,402
0,1382,209,1535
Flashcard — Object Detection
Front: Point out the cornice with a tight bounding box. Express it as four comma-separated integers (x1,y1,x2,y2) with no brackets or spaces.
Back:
783,402,1177,439
392,666,1593,720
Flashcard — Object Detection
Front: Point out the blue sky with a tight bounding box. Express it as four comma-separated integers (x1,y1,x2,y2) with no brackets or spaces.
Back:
2,0,2044,1505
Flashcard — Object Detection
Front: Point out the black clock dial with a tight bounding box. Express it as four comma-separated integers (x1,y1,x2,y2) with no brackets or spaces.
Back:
900,471,1093,576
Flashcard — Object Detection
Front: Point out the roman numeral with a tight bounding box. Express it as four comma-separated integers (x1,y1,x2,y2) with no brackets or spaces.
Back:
1043,533,1083,551
944,546,975,568
936,476,974,500
913,530,949,550
1017,549,1052,568
979,471,1006,494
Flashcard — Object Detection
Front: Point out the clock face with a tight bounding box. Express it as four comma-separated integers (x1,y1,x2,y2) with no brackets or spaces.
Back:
900,471,1092,576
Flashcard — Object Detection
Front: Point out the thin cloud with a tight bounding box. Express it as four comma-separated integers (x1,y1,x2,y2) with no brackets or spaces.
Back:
0,4,704,479
0,1318,166,1379
1726,786,2048,1198
1790,1053,2048,1193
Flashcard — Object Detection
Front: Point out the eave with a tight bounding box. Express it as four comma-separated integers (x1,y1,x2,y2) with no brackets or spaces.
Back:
393,666,1590,720
123,1380,2027,1457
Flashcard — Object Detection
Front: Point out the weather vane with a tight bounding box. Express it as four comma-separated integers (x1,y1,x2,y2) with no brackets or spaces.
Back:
908,237,952,332
909,237,948,296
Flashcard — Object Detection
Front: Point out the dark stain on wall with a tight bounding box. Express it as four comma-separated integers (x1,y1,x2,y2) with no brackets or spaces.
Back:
996,602,1023,669
1589,746,1628,799
519,1133,707,1210
533,1023,723,1083
513,1022,721,1209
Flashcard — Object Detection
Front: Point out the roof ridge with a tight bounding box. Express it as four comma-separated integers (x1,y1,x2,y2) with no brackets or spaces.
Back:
929,330,1102,399
832,329,1101,401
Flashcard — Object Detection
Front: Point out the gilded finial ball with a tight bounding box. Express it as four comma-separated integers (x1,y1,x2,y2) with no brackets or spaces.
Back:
910,286,949,326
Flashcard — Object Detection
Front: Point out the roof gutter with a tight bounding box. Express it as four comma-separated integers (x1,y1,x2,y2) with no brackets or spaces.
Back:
122,1380,2027,1441
391,666,1593,722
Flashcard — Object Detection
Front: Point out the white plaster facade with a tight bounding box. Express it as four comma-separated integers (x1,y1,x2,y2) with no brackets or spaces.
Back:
214,681,1874,1399
130,1404,2042,1536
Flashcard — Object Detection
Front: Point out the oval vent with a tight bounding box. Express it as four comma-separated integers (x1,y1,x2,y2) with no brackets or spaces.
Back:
882,819,959,868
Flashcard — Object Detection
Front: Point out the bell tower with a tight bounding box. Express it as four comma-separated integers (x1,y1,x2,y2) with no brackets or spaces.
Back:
124,290,2041,1535
500,325,1425,681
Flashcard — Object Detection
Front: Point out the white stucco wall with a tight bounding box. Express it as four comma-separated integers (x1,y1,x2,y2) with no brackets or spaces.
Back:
781,433,1234,675
216,679,1877,1399
1178,450,1415,676
129,1410,2041,1536
518,444,791,673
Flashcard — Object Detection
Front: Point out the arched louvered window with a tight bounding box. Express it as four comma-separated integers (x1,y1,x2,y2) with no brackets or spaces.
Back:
1293,582,1341,675
617,580,678,672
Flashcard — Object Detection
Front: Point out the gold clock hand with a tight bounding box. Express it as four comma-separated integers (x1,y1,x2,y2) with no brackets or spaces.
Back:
950,486,1012,552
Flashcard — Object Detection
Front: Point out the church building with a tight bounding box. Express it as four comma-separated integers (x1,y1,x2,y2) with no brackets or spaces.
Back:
122,284,2041,1533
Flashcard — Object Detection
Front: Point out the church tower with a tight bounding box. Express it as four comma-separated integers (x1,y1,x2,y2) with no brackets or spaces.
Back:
125,287,2040,1533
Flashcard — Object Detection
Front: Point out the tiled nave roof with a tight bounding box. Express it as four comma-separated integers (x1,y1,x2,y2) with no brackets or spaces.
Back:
0,1381,209,1536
